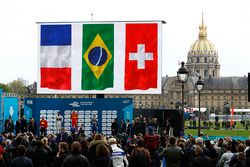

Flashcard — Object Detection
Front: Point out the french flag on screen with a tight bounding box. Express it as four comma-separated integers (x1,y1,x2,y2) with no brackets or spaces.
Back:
40,25,71,90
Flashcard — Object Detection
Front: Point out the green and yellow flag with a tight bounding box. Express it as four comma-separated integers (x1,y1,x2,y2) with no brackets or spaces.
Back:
82,24,114,90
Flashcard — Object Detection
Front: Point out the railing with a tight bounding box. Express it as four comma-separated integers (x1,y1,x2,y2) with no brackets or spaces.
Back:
209,114,250,121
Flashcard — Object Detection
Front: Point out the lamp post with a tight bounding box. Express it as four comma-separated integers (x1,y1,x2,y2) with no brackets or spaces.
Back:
177,61,189,131
195,76,204,136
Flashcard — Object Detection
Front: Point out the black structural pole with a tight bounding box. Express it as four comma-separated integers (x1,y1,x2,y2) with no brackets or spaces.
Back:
198,90,201,136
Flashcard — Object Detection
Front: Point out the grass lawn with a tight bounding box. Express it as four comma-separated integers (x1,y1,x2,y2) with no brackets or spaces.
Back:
184,129,250,137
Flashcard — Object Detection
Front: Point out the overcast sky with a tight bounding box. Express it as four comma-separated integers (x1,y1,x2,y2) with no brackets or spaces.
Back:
0,0,250,85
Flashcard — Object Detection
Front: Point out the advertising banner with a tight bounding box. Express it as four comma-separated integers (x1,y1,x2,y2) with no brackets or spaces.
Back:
0,89,2,131
3,97,19,125
24,98,133,136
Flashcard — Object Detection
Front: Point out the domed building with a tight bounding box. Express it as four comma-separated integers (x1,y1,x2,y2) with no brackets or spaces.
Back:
161,14,249,117
186,13,220,78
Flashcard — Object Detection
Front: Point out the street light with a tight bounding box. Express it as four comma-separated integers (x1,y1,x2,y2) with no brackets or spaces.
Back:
177,61,189,131
195,76,204,136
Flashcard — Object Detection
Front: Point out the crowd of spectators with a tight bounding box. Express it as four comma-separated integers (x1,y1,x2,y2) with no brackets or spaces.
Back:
0,115,250,167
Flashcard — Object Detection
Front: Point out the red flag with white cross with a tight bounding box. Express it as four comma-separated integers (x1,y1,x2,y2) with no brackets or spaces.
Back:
125,23,158,90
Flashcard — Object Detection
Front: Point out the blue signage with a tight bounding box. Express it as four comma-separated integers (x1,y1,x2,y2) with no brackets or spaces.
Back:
3,97,19,125
0,89,2,131
24,98,133,136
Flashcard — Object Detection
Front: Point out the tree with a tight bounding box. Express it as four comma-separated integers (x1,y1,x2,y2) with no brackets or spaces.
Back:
0,83,11,93
8,79,28,96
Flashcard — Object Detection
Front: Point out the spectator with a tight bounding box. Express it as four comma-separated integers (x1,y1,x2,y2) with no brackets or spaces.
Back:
219,145,233,167
88,133,110,167
95,143,113,167
144,126,159,153
55,142,70,167
177,139,189,167
229,152,245,167
192,146,212,167
41,137,52,167
62,141,89,167
0,145,9,167
126,139,136,158
108,137,128,167
125,119,131,136
25,138,36,159
10,144,33,167
133,118,141,136
244,139,250,153
242,149,250,167
229,144,245,167
80,139,89,159
129,139,150,167
32,140,49,167
204,140,218,167
144,126,160,167
159,136,183,167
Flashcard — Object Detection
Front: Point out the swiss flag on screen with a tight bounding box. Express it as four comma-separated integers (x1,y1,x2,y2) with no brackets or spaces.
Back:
125,23,158,90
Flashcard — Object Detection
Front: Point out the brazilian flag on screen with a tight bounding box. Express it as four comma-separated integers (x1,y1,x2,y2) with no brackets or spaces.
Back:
82,24,114,90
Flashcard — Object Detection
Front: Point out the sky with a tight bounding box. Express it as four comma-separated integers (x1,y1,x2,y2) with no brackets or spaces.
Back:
0,0,250,85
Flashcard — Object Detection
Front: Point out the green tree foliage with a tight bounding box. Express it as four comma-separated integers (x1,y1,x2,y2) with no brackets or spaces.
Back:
8,79,27,96
0,83,11,93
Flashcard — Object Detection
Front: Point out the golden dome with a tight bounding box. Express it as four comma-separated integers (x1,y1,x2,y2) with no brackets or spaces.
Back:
188,13,217,55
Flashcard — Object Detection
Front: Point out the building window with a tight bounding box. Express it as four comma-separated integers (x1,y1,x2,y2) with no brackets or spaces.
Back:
213,70,215,77
196,70,200,75
204,70,208,77
197,57,200,63
205,57,207,63
231,96,234,100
